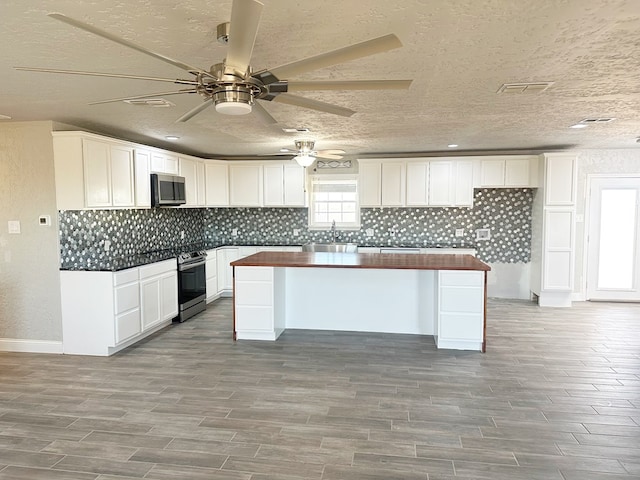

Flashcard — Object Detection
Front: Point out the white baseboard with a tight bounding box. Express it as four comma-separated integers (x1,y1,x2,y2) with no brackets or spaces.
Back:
0,338,63,354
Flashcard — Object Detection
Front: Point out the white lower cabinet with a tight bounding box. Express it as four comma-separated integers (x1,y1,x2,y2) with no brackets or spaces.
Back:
60,259,178,356
435,271,485,350
139,259,178,332
217,247,240,294
205,249,219,303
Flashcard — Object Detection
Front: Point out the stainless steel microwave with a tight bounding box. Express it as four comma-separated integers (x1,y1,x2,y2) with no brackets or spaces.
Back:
151,173,186,206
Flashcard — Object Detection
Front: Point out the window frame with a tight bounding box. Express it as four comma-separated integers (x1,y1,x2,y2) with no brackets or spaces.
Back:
307,174,361,231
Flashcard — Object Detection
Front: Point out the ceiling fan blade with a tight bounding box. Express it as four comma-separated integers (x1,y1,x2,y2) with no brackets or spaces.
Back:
175,98,214,123
252,101,278,125
14,66,198,85
317,149,346,155
316,153,344,160
266,34,402,81
89,89,197,105
225,0,264,76
47,13,213,77
287,79,412,91
272,94,355,117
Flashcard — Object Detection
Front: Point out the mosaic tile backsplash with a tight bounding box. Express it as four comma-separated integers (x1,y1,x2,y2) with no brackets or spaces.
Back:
59,188,534,267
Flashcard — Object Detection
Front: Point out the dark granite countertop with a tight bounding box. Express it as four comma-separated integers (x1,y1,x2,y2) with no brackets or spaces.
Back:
60,242,476,272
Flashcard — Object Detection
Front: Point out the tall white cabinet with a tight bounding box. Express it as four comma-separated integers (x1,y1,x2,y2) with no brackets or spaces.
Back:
530,152,577,307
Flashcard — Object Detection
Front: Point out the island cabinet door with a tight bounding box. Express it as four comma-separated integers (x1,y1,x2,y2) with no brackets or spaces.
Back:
234,266,283,341
436,271,485,351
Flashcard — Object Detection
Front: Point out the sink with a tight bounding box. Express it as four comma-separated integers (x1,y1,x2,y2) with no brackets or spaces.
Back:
302,242,358,253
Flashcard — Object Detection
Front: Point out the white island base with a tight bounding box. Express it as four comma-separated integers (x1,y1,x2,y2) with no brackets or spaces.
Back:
234,265,486,351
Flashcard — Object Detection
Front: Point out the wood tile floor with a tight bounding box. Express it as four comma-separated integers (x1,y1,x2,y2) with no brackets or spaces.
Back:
0,298,639,479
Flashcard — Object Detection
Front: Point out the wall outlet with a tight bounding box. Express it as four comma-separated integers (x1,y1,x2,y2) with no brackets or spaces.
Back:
232,228,238,236
476,228,491,240
389,229,397,237
293,229,300,236
366,228,374,237
104,240,111,252
7,220,20,234
455,228,464,237
180,230,185,240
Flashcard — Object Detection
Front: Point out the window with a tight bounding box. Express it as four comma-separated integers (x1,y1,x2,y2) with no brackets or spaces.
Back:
308,175,360,229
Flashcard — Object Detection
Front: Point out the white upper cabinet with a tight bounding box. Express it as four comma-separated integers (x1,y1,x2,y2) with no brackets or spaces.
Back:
263,163,305,207
454,160,474,206
359,161,382,207
134,148,151,208
179,156,203,207
544,153,576,205
428,160,454,206
150,151,179,175
405,162,429,206
358,160,405,207
229,163,263,207
53,132,135,210
204,161,229,207
479,156,539,188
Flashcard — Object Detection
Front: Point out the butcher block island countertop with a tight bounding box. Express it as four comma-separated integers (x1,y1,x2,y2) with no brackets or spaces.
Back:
231,251,491,271
230,252,491,352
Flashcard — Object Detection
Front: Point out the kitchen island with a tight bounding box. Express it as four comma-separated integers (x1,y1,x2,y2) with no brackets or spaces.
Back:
231,252,491,351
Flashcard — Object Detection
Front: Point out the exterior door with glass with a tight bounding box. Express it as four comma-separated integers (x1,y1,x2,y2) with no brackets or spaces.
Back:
586,176,640,301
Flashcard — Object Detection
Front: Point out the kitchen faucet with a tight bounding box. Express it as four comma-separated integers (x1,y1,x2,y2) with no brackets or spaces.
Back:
330,220,338,243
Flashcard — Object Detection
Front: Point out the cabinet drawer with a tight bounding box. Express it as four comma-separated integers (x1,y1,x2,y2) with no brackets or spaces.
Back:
439,313,483,340
440,287,484,312
114,282,139,314
114,268,138,286
235,266,273,282
115,309,141,344
439,271,483,287
139,259,176,279
235,281,273,306
236,306,273,331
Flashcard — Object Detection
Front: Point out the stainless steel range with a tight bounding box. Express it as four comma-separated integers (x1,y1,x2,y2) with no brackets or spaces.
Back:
176,250,207,322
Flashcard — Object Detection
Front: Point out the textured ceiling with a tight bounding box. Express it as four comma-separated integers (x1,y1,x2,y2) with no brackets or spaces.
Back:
2,0,640,159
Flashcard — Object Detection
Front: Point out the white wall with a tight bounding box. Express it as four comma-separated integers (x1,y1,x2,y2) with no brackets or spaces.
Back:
0,121,63,352
574,149,640,299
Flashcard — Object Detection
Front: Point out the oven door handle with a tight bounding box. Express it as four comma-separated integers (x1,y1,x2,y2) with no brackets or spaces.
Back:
178,259,206,271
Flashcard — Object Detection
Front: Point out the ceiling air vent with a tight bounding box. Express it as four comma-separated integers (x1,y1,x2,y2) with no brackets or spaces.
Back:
123,99,175,107
497,82,554,94
579,117,616,124
282,127,310,133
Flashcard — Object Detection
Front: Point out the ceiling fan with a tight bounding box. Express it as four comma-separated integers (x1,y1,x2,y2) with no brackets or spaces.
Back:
15,0,413,125
272,140,345,167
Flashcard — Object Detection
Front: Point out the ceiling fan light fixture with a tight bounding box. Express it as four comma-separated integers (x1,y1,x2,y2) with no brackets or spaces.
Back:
294,154,316,167
213,87,253,115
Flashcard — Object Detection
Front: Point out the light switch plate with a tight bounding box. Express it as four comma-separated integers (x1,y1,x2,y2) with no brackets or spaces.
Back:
8,220,20,234
38,215,51,226
455,228,464,237
476,228,491,241
366,229,374,237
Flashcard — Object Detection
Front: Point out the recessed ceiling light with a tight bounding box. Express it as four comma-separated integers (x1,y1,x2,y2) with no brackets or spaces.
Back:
279,148,290,152
165,135,180,140
448,144,459,148
570,124,588,129
0,114,11,120
282,127,310,133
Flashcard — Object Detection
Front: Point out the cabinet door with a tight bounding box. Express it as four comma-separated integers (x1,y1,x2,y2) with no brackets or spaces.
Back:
406,162,429,206
505,158,530,187
283,164,305,206
359,162,381,206
150,153,165,173
196,160,206,206
381,163,406,206
134,149,151,207
217,248,240,292
454,160,474,206
229,164,263,206
164,155,179,175
140,277,161,331
83,139,111,207
545,155,576,205
263,165,284,206
161,272,178,320
110,145,135,207
480,159,505,187
204,162,229,206
428,161,453,206
179,157,199,207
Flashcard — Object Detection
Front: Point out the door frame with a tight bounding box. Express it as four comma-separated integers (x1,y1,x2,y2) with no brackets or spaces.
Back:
583,173,640,301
